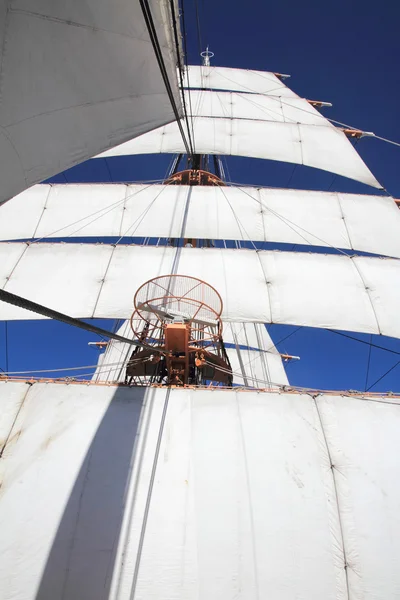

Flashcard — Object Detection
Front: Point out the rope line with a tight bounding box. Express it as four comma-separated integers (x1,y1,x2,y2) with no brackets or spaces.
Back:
366,358,400,392
328,329,400,357
168,0,195,157
364,334,373,391
139,0,192,156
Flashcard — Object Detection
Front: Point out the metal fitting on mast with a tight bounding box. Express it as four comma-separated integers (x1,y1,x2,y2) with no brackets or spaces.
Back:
200,47,214,66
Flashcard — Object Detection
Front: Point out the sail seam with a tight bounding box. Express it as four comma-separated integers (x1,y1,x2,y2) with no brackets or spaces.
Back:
118,186,130,237
170,186,193,276
2,243,29,290
312,395,350,600
32,184,52,239
335,193,353,250
236,392,261,600
255,251,273,324
297,123,304,165
0,381,32,458
351,257,382,335
129,388,171,600
90,246,116,319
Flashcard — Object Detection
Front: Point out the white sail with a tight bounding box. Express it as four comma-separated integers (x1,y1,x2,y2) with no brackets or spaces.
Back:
1,381,400,599
223,323,289,387
1,243,400,339
2,184,398,258
182,65,298,96
180,89,330,125
100,117,380,188
0,0,182,207
99,69,381,189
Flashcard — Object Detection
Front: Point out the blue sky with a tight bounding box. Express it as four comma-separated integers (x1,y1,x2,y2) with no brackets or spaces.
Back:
2,0,400,392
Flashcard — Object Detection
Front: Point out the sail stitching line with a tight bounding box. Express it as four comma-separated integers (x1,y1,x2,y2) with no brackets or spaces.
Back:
90,246,116,319
351,257,382,335
335,193,353,250
236,394,261,599
297,123,304,166
2,243,30,291
118,185,130,237
312,395,351,600
217,186,259,251
129,388,171,600
0,380,32,458
237,186,356,257
255,252,273,325
28,182,160,243
89,185,169,318
31,184,52,239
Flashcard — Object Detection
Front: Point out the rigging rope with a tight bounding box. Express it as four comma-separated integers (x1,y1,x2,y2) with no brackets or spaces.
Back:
328,329,400,357
194,0,203,57
168,0,195,157
4,321,8,373
236,185,354,259
266,326,302,353
364,333,373,391
139,0,192,157
179,0,197,152
28,182,163,243
366,358,400,392
0,289,150,349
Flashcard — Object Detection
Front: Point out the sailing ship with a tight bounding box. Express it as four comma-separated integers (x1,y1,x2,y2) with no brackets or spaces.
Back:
1,2,400,599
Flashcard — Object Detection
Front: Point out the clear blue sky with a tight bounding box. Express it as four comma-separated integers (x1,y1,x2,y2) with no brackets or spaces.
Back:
2,0,400,393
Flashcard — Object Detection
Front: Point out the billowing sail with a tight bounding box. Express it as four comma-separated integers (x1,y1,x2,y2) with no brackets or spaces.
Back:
1,381,400,599
223,322,289,387
0,0,182,207
182,65,298,95
1,242,400,339
2,184,398,258
100,66,380,188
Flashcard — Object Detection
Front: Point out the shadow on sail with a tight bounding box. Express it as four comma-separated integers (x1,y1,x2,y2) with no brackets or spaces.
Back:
34,385,148,600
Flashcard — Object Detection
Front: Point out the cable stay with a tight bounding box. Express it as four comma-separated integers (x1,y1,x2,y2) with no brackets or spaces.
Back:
0,289,146,348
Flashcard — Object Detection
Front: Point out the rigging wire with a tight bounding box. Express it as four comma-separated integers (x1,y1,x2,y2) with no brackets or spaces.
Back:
179,0,196,151
285,164,297,188
194,0,203,56
168,0,195,158
4,321,8,374
103,158,113,182
28,182,163,243
139,0,192,157
364,333,373,391
237,185,354,258
327,329,400,358
366,358,400,392
266,326,302,353
0,288,161,351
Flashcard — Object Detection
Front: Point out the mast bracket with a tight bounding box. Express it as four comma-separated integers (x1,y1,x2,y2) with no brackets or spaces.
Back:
274,72,291,80
341,128,375,139
307,99,332,108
